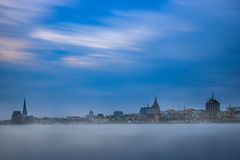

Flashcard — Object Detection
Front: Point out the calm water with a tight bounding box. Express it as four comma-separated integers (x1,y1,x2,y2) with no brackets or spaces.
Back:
0,124,240,160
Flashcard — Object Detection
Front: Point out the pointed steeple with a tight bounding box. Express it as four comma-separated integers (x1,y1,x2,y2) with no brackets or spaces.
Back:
22,98,27,117
152,96,160,109
212,92,214,99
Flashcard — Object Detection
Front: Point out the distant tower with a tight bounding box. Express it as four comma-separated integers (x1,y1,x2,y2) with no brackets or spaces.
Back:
152,97,160,109
89,110,94,116
151,96,160,114
87,110,94,119
206,93,220,113
22,98,28,117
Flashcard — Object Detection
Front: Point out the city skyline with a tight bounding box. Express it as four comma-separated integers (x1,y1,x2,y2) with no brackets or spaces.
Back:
1,93,239,120
1,0,240,119
4,94,240,125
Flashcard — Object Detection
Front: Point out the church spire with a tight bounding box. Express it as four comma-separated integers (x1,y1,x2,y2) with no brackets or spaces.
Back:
152,96,160,109
22,98,27,117
212,92,214,99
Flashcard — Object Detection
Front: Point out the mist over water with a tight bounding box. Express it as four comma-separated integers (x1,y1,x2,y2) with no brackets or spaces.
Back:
0,124,240,160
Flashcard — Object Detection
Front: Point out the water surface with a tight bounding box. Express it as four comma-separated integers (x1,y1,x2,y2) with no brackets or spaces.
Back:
0,124,239,160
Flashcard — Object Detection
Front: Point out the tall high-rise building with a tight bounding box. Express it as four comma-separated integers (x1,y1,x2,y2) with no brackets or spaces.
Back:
22,98,28,117
206,93,220,113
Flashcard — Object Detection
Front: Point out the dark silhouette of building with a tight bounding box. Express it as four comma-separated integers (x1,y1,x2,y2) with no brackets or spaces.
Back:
152,96,160,113
12,111,23,124
140,96,160,115
113,111,124,121
89,110,94,116
206,93,220,113
97,113,105,119
113,111,123,117
86,110,94,119
140,104,150,115
22,98,28,118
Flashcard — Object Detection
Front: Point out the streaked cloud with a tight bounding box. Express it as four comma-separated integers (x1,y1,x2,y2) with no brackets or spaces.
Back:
0,37,33,62
31,11,194,51
60,52,133,68
31,26,151,50
0,0,68,25
0,0,238,69
0,0,196,68
61,56,97,68
0,0,70,65
30,11,195,68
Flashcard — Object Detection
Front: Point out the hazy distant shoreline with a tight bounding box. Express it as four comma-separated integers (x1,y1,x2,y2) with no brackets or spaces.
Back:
1,120,240,125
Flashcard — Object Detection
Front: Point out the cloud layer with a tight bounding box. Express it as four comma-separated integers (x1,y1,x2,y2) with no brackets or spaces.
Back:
0,0,68,25
29,11,194,68
31,12,194,50
1,0,239,67
0,0,69,64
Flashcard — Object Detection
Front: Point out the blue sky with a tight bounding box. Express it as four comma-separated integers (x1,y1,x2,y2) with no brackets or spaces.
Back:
0,0,240,119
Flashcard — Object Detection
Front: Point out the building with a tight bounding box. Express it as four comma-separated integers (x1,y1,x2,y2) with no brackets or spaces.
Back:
96,113,105,119
151,96,160,114
226,106,240,120
140,104,151,115
89,110,94,116
22,98,28,118
11,98,29,124
206,93,220,113
12,111,23,124
140,96,160,116
86,110,94,119
124,113,141,122
113,111,123,117
227,106,240,113
112,111,124,121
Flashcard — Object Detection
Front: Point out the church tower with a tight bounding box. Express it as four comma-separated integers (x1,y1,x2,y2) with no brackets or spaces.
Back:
152,96,160,109
22,98,28,117
206,93,220,113
151,96,160,114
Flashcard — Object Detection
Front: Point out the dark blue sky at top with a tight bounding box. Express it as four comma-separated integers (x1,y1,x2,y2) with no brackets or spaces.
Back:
0,0,240,119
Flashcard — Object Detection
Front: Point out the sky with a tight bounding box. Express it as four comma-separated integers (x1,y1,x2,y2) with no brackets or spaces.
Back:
0,0,240,119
